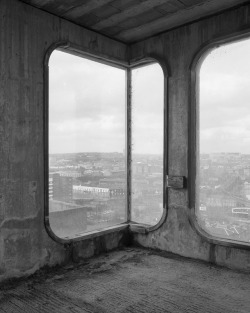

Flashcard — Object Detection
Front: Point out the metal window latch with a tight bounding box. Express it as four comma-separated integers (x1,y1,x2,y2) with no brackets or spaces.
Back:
166,175,185,189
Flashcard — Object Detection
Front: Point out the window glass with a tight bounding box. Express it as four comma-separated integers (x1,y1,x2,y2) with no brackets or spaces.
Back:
131,63,164,225
198,38,250,243
49,49,126,239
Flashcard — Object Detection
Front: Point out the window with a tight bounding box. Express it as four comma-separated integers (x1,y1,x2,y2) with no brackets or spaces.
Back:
48,49,126,239
197,37,250,244
131,63,164,225
46,46,166,240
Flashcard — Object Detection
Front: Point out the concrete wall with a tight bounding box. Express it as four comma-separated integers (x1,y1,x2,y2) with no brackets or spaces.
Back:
0,0,129,283
130,3,250,272
1,0,250,283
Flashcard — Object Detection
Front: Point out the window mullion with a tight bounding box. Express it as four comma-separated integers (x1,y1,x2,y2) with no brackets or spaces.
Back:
126,68,132,223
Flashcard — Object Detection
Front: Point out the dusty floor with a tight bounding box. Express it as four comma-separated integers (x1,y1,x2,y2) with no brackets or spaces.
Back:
0,247,249,313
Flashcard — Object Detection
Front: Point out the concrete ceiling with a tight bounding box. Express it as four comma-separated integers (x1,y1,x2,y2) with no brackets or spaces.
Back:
20,0,249,43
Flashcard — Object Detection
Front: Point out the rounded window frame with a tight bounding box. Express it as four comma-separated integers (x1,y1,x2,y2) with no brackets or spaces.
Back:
44,44,169,242
128,54,170,234
44,42,129,244
189,32,250,250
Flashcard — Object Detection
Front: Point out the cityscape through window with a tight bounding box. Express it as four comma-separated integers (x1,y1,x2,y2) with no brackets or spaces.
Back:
131,63,164,225
198,37,250,243
48,49,126,239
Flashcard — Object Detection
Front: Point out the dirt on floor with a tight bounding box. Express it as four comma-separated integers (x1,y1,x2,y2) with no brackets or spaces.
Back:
0,247,250,313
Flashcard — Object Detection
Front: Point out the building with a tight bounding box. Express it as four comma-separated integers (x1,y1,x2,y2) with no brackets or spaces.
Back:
48,177,53,199
50,173,73,203
49,199,88,238
0,1,250,312
73,185,110,199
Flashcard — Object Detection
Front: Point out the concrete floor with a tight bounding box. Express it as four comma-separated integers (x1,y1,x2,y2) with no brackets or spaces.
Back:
0,248,249,313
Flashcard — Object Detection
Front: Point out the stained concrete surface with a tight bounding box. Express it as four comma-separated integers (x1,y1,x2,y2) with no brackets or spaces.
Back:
0,0,128,282
19,0,249,43
0,248,249,313
130,3,250,272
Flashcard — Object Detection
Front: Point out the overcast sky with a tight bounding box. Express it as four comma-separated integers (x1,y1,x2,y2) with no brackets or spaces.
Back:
49,51,164,154
49,50,126,154
200,37,250,154
132,63,164,155
49,37,250,155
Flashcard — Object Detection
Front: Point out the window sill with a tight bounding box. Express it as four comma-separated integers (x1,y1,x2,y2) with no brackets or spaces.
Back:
45,216,129,244
188,208,250,251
